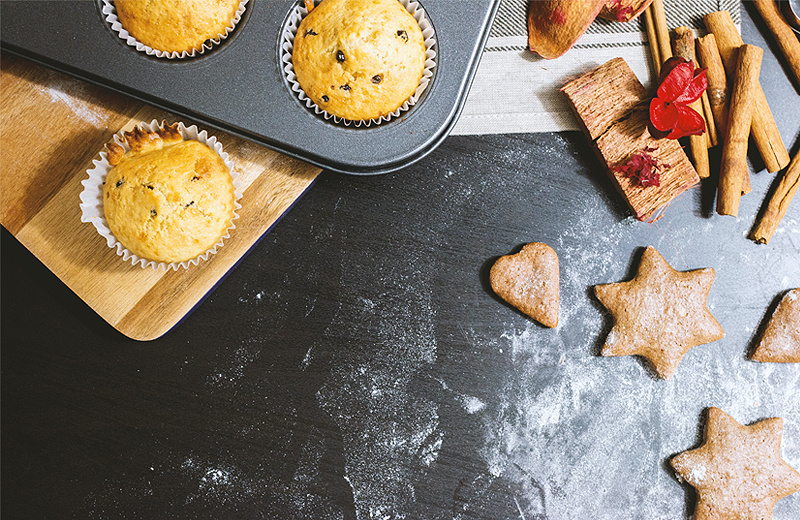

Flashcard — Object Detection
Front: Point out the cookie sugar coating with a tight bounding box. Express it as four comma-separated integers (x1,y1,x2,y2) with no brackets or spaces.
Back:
292,0,426,121
103,132,235,264
115,0,241,53
671,407,800,520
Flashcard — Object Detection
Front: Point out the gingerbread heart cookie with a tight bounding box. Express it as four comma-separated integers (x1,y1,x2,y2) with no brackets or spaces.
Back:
752,288,800,363
490,242,559,328
671,407,800,520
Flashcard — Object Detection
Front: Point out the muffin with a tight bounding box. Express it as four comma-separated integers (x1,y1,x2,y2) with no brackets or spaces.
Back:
114,0,242,54
102,123,236,264
292,0,427,121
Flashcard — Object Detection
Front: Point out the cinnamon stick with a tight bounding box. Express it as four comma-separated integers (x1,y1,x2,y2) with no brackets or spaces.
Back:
696,34,728,140
701,90,718,147
718,45,762,216
673,26,710,178
643,5,661,77
753,0,800,87
651,0,672,69
752,150,800,243
705,11,790,173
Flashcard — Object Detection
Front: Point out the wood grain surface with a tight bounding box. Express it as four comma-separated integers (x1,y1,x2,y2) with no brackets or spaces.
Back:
0,55,320,340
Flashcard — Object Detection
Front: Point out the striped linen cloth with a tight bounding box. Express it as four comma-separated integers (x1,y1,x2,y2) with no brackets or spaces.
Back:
452,0,740,135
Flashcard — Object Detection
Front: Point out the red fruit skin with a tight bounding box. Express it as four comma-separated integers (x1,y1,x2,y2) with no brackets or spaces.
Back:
666,104,706,139
650,58,708,140
650,98,678,132
657,61,695,102
674,70,708,104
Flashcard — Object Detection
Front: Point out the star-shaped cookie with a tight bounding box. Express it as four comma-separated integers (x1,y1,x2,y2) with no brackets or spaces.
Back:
752,288,800,363
594,246,724,379
671,407,800,520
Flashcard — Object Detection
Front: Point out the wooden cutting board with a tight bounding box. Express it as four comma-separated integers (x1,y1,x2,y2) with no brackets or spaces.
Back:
0,55,321,341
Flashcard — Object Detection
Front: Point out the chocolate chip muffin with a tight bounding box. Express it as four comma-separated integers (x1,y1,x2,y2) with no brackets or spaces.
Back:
103,124,236,264
115,0,241,54
292,0,427,121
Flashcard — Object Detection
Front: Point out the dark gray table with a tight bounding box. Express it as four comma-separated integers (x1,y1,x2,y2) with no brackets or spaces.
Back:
2,4,799,519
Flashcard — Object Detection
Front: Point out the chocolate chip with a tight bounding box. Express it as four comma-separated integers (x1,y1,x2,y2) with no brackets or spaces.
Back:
150,208,157,217
146,185,154,190
304,29,318,36
397,30,408,42
340,84,351,91
321,95,329,102
191,176,200,181
336,50,345,63
372,74,383,84
115,179,125,188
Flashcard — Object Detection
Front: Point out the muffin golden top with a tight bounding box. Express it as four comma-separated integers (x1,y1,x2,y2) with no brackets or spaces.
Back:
103,124,236,263
292,0,426,121
115,0,241,53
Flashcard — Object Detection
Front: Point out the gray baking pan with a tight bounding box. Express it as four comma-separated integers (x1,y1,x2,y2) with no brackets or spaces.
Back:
1,0,501,175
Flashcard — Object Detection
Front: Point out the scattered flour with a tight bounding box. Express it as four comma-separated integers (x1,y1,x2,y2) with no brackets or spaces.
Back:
312,245,442,520
302,154,798,519
469,207,800,520
433,376,487,415
461,395,487,415
689,465,707,483
33,71,107,128
206,344,261,388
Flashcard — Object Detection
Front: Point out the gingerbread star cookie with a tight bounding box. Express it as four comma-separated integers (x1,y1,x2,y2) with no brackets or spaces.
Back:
594,246,724,379
671,407,800,520
490,242,559,328
752,288,800,363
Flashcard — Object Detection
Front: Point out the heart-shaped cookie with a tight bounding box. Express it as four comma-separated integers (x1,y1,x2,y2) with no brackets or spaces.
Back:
490,243,559,328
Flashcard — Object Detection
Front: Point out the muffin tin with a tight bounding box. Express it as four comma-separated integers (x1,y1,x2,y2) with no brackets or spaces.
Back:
0,0,501,175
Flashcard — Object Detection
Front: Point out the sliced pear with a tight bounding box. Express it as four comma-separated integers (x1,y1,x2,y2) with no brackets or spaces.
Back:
527,0,607,59
598,0,654,22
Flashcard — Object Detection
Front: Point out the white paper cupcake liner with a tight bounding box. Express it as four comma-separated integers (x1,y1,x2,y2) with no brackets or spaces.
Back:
281,0,437,127
80,120,244,271
103,0,248,59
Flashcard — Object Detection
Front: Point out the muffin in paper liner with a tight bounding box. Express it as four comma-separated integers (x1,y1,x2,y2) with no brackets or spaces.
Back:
281,0,437,127
80,120,243,271
102,0,248,59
